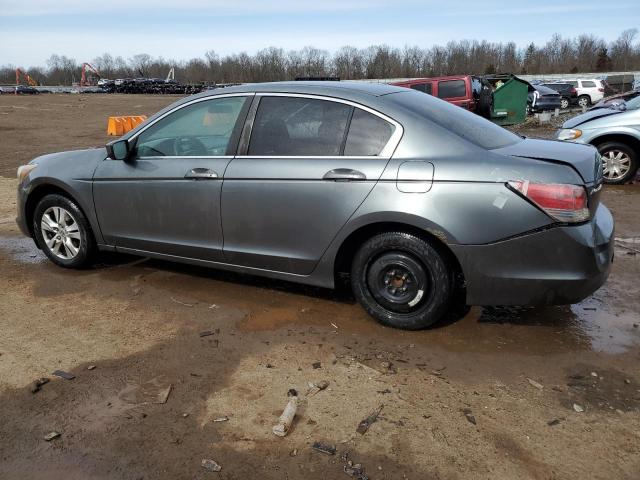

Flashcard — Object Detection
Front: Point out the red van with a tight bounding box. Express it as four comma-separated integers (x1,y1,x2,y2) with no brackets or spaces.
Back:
391,75,490,115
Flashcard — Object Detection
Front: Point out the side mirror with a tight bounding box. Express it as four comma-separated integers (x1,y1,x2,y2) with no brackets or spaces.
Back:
106,139,131,160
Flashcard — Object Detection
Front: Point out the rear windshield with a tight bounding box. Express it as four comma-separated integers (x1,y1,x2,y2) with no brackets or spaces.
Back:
390,89,521,150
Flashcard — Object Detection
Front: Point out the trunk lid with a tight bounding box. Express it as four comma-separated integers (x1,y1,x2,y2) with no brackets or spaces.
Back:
493,138,600,184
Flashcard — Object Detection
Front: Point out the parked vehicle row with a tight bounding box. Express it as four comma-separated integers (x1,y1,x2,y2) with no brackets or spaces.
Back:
16,82,613,330
0,85,40,95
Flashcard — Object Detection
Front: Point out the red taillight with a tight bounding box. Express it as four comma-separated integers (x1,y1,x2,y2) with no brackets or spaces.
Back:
570,87,577,94
598,88,604,92
508,181,589,223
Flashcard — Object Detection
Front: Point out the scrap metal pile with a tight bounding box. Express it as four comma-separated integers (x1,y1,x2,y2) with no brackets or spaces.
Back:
100,78,210,94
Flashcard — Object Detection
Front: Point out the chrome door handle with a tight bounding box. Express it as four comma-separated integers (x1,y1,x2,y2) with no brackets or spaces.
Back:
323,168,366,181
184,168,219,180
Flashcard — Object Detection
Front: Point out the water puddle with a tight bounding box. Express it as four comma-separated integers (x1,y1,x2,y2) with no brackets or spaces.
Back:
1,234,638,356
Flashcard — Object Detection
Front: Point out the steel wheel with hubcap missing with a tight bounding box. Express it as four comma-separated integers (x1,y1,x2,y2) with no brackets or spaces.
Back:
597,141,638,184
33,194,96,268
367,252,428,314
351,232,453,330
40,206,81,259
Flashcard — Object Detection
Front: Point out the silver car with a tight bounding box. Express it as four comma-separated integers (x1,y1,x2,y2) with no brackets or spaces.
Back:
557,95,640,184
16,82,614,329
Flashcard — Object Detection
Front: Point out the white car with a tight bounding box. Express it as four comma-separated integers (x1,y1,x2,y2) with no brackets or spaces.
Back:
565,79,605,107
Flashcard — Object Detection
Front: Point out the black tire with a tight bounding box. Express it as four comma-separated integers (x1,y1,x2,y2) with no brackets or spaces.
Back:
577,95,591,108
560,97,569,109
351,232,452,330
33,194,96,268
596,141,638,185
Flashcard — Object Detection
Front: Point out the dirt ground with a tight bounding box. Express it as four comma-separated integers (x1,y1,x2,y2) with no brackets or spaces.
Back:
0,94,639,480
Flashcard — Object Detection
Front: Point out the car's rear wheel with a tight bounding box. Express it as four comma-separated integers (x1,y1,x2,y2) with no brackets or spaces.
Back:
33,194,96,268
560,97,570,109
597,141,638,184
351,232,452,330
577,95,591,108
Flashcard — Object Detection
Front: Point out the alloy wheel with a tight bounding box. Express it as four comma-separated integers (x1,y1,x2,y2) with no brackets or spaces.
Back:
601,149,632,181
40,206,82,260
578,96,590,108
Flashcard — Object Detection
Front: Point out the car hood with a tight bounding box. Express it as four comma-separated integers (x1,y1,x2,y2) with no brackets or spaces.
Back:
493,138,598,183
562,108,622,128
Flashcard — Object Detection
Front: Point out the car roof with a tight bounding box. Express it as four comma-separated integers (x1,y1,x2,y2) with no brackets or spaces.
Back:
194,81,407,100
392,75,472,85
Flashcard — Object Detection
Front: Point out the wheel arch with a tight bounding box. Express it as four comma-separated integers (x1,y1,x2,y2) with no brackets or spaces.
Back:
25,181,92,240
589,133,640,155
332,220,465,290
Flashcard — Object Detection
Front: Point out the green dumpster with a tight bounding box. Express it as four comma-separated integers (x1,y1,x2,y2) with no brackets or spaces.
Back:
484,74,531,126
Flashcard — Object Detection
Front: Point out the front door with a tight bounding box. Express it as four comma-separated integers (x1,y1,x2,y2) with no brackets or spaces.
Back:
221,94,400,275
93,94,250,261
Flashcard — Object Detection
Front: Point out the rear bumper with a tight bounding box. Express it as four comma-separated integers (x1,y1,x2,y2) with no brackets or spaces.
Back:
451,204,614,305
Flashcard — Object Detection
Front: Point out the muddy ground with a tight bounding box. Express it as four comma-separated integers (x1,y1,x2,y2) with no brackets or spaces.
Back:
0,95,639,480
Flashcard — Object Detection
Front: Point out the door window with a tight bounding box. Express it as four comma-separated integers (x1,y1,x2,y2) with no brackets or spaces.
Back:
581,80,596,88
248,96,351,156
437,80,466,98
135,96,247,157
344,109,395,156
410,83,432,94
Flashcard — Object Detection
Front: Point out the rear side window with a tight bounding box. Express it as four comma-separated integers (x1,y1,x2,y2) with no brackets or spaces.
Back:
410,83,432,95
567,81,578,87
249,96,351,156
581,80,596,87
438,80,466,98
344,109,395,156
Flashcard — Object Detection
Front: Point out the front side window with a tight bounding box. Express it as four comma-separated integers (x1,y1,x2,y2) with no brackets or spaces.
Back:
135,96,247,157
344,109,395,156
249,96,351,156
438,80,466,99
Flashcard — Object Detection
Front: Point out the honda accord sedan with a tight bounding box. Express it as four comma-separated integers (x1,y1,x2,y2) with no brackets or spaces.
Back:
15,82,614,329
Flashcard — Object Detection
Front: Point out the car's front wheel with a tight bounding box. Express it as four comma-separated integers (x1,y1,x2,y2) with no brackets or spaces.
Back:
351,232,452,330
597,141,638,184
33,194,96,268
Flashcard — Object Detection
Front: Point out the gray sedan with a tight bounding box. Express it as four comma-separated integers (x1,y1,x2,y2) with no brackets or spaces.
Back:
557,95,640,184
15,82,614,329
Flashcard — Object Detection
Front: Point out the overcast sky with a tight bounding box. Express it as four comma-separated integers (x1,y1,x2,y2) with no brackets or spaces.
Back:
1,0,639,67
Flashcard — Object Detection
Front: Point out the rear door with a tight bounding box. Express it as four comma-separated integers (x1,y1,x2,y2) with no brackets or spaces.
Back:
93,94,251,260
221,94,401,274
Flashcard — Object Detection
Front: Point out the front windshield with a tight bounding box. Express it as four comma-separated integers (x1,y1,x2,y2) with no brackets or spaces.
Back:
624,95,640,110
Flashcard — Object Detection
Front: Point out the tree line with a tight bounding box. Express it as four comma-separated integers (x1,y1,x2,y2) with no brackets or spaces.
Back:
2,29,638,86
